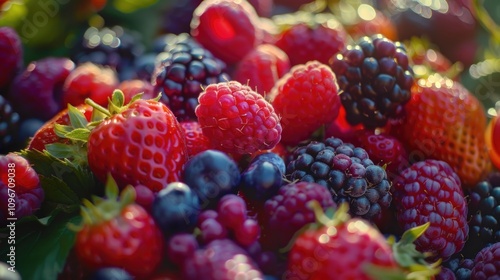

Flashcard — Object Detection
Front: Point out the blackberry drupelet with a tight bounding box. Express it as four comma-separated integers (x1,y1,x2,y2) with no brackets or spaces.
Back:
444,256,474,280
286,136,391,220
71,26,144,80
461,172,500,258
0,95,20,153
330,34,414,128
152,33,230,121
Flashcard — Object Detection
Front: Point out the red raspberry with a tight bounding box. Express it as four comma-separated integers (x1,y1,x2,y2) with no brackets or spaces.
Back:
260,182,336,251
195,81,282,155
180,121,212,158
190,0,263,64
118,79,155,104
62,62,119,107
0,27,22,90
268,60,341,145
325,106,364,144
0,153,44,226
392,159,469,261
233,44,291,96
274,12,348,66
7,57,75,120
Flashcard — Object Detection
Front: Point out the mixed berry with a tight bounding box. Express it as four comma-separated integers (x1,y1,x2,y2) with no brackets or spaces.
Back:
0,0,499,279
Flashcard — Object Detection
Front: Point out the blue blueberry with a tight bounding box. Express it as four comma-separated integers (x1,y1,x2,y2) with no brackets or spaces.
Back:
89,267,133,280
152,182,200,236
251,152,286,175
183,150,241,209
240,160,283,201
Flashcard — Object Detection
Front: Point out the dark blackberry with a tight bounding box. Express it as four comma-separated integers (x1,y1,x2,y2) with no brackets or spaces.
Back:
286,136,391,220
444,255,473,280
71,26,145,81
330,34,414,128
161,0,203,35
152,33,230,121
0,95,20,153
461,172,500,258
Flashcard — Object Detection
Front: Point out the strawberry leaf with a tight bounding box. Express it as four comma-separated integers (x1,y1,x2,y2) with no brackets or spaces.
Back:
63,128,91,142
40,176,81,214
45,143,77,159
53,124,74,138
68,104,89,129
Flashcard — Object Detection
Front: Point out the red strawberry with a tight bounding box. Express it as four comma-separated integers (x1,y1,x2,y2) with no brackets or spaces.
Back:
233,44,291,96
27,104,93,152
195,80,282,155
268,60,341,145
86,91,188,192
391,75,491,188
344,7,398,41
118,79,155,104
273,11,348,66
62,62,119,107
392,159,469,262
180,121,212,158
74,177,164,278
486,113,500,170
190,0,263,64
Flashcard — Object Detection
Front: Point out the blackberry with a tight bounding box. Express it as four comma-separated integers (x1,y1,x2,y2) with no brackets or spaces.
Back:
461,172,500,258
152,33,230,121
71,26,144,80
161,0,203,35
286,137,391,220
0,95,20,153
444,255,474,280
330,34,414,128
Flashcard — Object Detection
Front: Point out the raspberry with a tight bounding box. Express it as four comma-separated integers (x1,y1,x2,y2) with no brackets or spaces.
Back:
233,44,291,96
268,60,341,145
0,95,20,153
470,242,500,280
62,62,119,107
392,159,468,261
0,153,44,226
260,181,336,251
180,121,212,158
181,239,263,280
7,57,75,120
195,81,282,155
274,11,348,66
286,137,391,220
0,27,22,90
330,34,414,128
190,0,263,64
152,33,229,121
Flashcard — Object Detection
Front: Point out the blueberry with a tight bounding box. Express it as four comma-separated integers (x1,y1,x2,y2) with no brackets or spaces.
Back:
89,267,133,280
250,152,286,175
240,161,283,201
152,182,200,236
183,150,240,209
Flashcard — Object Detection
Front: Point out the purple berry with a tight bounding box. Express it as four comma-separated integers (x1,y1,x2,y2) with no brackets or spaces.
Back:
0,27,22,90
167,233,199,266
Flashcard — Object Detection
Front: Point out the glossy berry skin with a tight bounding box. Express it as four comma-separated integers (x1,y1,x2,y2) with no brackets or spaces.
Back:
190,0,263,64
392,159,469,262
261,182,336,251
27,104,93,152
233,44,291,96
181,239,263,280
287,137,392,220
62,62,119,107
470,242,500,280
87,99,188,192
286,217,397,280
180,121,212,158
152,33,229,121
391,76,491,188
274,12,348,66
89,267,133,280
75,204,164,278
0,27,22,90
330,34,413,129
240,159,283,201
152,182,201,236
250,152,286,177
195,81,282,155
0,95,20,152
269,60,341,145
486,115,500,170
7,57,75,120
183,150,241,209
0,153,44,226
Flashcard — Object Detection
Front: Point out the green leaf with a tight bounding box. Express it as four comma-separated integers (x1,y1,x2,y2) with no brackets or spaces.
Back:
111,90,125,108
40,176,81,214
400,222,430,245
45,143,76,159
53,124,74,138
63,128,91,142
0,214,81,280
68,104,89,129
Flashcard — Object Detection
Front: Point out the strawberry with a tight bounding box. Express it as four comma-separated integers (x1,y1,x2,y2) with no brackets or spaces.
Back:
486,112,500,170
73,176,164,278
391,74,491,188
180,121,212,158
343,6,397,41
85,90,188,192
27,104,93,152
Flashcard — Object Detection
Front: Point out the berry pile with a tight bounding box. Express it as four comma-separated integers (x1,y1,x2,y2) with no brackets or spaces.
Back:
0,0,499,279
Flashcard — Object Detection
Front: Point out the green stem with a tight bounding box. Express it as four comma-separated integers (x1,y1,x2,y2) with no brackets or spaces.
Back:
473,0,500,42
85,98,111,117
